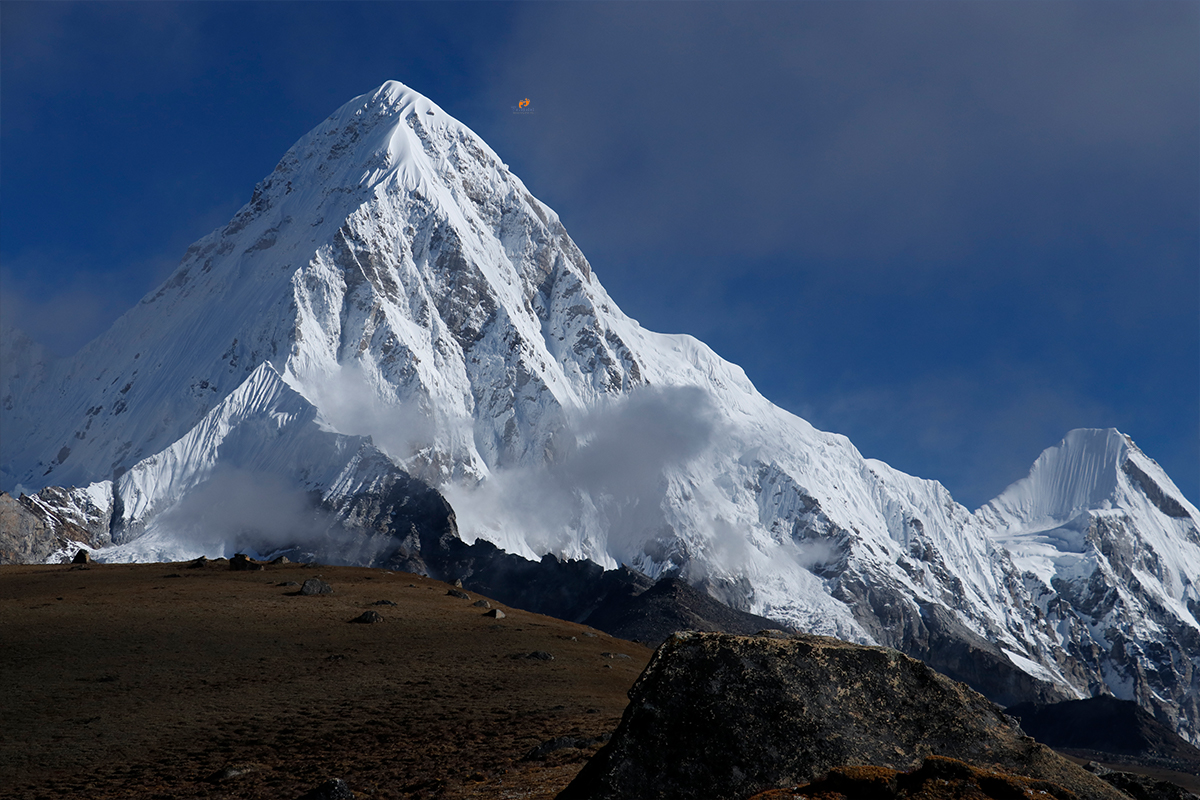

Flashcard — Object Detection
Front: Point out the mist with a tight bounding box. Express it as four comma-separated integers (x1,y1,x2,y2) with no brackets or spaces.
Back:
152,467,334,559
304,361,439,462
446,385,722,564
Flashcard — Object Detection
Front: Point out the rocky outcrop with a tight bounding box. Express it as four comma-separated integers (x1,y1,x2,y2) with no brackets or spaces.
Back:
0,490,97,564
0,491,56,564
558,632,1127,800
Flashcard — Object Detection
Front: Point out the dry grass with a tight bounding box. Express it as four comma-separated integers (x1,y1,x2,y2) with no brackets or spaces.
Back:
0,561,652,799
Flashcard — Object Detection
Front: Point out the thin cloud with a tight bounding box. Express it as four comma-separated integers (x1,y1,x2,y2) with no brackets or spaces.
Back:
446,385,721,564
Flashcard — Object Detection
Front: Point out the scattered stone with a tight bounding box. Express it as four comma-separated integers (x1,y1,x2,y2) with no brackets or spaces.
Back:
297,777,355,800
582,631,598,638
72,549,90,564
484,608,506,619
279,581,299,587
372,599,397,606
453,578,463,587
757,629,790,639
164,573,182,578
600,652,631,660
350,610,385,624
187,556,208,569
472,599,491,608
230,553,265,571
511,651,554,661
206,762,264,783
300,578,333,596
522,734,610,761
270,555,291,564
446,588,470,600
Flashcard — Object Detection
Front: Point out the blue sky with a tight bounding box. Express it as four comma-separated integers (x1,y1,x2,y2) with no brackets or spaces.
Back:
2,1,1197,509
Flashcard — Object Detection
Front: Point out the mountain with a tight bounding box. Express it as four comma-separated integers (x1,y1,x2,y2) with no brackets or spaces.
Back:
1006,696,1200,773
2,81,1197,744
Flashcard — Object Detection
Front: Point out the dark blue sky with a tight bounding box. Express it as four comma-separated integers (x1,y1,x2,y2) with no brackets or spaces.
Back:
2,1,1197,509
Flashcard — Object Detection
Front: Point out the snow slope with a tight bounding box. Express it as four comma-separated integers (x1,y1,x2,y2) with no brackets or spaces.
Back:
3,81,1197,742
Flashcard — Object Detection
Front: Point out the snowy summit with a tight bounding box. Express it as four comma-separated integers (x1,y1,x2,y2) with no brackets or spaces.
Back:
3,81,1198,744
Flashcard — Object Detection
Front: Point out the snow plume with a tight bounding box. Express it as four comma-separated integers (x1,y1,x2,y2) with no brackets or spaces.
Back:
304,362,436,461
147,467,334,559
446,385,721,565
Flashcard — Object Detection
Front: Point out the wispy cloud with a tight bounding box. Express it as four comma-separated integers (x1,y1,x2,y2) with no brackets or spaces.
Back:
152,466,332,559
446,385,720,563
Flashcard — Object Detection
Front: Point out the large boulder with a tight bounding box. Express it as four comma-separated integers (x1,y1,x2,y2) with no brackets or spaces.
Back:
558,632,1127,800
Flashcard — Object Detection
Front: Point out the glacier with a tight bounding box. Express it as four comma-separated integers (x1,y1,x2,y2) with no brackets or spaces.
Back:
2,80,1197,743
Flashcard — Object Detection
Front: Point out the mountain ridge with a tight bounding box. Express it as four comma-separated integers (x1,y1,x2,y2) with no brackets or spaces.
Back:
2,80,1197,744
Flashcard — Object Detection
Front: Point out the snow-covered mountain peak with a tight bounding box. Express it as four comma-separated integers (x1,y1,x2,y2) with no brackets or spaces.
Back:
982,428,1197,533
983,428,1130,530
5,82,1199,745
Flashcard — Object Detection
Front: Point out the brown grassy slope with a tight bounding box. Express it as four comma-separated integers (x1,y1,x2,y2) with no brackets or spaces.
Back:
0,561,651,800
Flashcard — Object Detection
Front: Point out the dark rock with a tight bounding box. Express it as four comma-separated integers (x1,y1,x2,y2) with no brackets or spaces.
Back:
371,599,397,606
523,735,609,761
350,610,385,624
270,555,292,564
230,553,265,571
484,608,506,618
511,651,553,661
1006,697,1200,772
600,652,631,660
472,599,491,608
279,581,299,587
72,549,91,564
300,578,333,596
1098,770,1198,800
164,573,181,578
0,489,106,565
446,588,470,600
557,632,1127,800
582,575,791,646
188,556,208,569
297,777,355,800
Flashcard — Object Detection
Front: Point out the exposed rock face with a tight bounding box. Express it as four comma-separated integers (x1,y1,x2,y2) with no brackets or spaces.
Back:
558,632,1126,800
582,575,789,645
1008,697,1200,774
0,492,57,564
0,490,102,564
1086,764,1200,800
409,532,783,645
